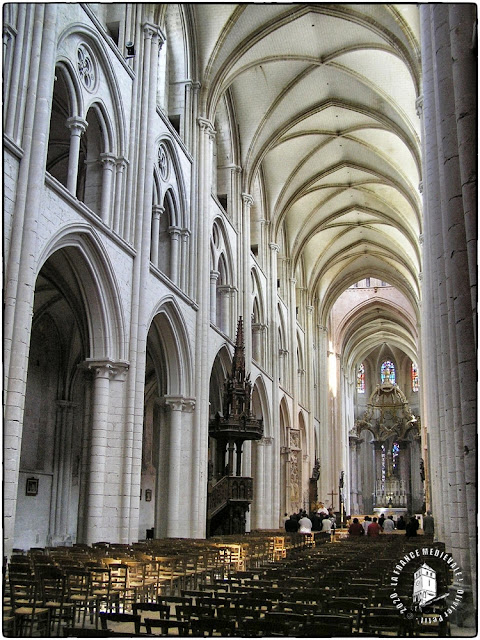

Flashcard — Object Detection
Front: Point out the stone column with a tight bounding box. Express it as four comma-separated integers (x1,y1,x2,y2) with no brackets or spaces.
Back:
399,440,411,509
217,286,232,335
421,6,475,595
85,363,112,544
66,116,88,195
269,243,281,523
180,229,190,292
349,435,359,514
191,117,216,536
4,4,27,138
241,193,254,367
3,4,58,556
113,158,127,236
448,4,477,318
100,152,116,224
164,396,184,537
50,401,77,543
372,441,383,508
123,22,164,542
263,437,274,527
253,440,265,529
209,270,220,324
150,205,163,267
169,225,182,284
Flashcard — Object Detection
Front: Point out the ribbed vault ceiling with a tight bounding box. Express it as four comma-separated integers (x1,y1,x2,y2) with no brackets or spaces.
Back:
195,3,421,336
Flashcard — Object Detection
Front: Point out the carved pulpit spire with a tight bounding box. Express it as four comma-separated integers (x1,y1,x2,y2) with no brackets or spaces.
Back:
207,317,263,536
231,316,246,383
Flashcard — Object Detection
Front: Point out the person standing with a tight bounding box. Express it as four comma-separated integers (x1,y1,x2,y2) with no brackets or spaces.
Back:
405,516,418,538
423,511,435,538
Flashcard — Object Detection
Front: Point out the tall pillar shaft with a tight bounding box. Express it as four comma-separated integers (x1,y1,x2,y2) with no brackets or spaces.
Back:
66,116,87,194
165,397,183,537
3,4,58,556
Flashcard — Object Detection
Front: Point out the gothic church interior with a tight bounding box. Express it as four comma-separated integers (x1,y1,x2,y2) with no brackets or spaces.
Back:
3,2,476,609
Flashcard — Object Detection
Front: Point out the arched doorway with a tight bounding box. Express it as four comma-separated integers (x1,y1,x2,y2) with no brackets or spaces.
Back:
141,301,193,539
14,237,125,548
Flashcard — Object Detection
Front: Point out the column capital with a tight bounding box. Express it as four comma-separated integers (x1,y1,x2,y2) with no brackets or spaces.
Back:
83,359,129,381
242,193,254,207
164,395,196,412
115,156,128,170
164,395,185,411
197,117,216,139
418,181,424,194
152,204,165,219
306,305,314,314
269,243,280,253
210,269,220,279
169,225,182,238
143,22,163,43
100,152,116,168
66,116,88,135
181,228,191,238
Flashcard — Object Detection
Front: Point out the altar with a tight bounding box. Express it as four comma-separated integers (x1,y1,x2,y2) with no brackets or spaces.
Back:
350,383,424,515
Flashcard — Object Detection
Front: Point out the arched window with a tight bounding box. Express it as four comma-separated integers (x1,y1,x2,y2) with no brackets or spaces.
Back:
357,363,365,393
411,362,419,392
381,360,395,384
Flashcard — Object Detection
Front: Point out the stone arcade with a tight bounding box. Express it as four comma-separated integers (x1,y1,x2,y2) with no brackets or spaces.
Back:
3,2,476,620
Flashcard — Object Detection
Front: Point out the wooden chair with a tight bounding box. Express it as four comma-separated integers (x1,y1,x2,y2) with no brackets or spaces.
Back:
144,617,190,636
9,575,50,637
360,607,406,636
132,602,169,632
38,565,75,635
88,566,121,626
301,613,354,637
190,617,236,637
107,564,128,612
65,567,98,628
99,612,141,635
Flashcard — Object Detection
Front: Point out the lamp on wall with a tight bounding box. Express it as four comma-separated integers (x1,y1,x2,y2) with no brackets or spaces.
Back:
126,41,135,58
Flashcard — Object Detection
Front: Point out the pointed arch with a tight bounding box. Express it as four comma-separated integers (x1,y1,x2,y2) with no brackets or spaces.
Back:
36,224,127,361
148,297,194,398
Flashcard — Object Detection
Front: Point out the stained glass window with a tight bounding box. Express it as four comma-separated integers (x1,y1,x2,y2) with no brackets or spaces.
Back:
392,442,400,470
357,363,365,393
381,360,395,384
412,362,419,392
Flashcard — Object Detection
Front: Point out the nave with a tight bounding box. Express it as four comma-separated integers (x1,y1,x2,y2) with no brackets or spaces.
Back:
4,532,468,637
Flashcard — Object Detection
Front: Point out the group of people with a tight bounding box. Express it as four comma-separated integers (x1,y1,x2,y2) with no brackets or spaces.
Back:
348,511,435,538
284,505,336,535
285,506,435,540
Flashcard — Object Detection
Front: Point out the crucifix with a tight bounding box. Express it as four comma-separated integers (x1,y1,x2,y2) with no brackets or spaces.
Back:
328,489,337,510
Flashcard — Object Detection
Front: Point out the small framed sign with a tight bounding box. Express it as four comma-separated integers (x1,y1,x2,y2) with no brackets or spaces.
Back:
26,477,39,496
145,489,152,502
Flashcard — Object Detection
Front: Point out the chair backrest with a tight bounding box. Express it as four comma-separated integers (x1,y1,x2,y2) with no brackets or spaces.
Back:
99,612,141,634
132,602,170,623
9,576,41,611
65,567,91,597
38,565,67,603
144,618,190,635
